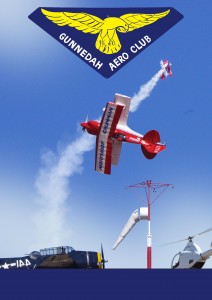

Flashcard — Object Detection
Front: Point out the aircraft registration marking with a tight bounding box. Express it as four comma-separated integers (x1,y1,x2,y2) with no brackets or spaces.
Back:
0,259,31,269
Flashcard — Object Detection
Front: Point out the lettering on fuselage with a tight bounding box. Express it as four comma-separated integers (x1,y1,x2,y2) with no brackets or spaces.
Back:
128,136,141,143
98,141,105,170
0,259,31,269
103,107,114,134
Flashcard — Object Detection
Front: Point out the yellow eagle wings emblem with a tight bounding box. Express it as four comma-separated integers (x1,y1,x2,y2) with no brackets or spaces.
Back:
41,9,170,55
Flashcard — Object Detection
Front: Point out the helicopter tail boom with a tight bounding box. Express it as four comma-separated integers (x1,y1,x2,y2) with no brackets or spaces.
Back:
201,248,212,260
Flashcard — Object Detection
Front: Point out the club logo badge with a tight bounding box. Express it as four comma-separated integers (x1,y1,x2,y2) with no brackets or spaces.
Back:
29,7,183,78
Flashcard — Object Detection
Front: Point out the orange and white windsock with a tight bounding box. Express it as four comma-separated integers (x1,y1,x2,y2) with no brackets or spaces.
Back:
112,207,148,250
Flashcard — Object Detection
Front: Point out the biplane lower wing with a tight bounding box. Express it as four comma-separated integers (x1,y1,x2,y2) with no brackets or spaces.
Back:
111,140,122,165
95,135,112,174
95,102,124,174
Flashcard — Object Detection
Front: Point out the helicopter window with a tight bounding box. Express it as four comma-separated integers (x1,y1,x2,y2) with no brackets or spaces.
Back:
171,252,180,269
173,261,180,269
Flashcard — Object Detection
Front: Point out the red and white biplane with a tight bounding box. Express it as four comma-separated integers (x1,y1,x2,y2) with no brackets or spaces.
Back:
160,60,172,80
81,94,166,175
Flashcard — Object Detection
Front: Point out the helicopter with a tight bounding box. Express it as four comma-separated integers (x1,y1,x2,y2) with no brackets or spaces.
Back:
0,245,107,269
164,228,212,269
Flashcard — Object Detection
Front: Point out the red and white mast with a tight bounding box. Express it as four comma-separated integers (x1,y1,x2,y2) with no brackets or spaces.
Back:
127,180,173,269
147,180,152,269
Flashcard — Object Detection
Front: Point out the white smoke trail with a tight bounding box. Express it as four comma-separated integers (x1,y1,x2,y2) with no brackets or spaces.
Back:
33,132,95,247
32,68,163,248
130,69,164,112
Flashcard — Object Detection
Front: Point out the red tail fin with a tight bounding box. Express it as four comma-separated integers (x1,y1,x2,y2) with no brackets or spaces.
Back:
143,130,160,143
141,130,165,160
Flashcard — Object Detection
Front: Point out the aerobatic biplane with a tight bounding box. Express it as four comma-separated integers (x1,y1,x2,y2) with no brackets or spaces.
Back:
160,60,172,79
81,94,166,175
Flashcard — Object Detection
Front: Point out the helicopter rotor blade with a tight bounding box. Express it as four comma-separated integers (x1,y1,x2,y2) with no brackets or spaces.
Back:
160,227,212,247
193,227,212,238
159,238,188,247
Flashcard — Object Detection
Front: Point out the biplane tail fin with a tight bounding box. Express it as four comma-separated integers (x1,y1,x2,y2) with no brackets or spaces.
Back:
141,130,166,159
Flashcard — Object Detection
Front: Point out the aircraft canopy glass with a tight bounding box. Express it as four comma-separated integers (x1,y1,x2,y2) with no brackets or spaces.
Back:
40,246,75,256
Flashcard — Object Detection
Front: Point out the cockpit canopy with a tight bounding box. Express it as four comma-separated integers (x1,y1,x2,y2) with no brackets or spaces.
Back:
40,246,75,256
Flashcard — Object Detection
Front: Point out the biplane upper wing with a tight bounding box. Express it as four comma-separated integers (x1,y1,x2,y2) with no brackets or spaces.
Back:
114,94,131,127
95,101,124,174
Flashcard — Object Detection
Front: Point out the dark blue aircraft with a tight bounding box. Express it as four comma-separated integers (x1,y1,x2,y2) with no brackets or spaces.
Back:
0,246,106,269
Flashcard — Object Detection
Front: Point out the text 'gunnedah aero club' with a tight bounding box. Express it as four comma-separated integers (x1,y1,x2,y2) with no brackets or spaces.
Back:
28,7,183,78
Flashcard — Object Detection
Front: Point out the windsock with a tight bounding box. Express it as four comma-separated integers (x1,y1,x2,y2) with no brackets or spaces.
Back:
112,207,148,250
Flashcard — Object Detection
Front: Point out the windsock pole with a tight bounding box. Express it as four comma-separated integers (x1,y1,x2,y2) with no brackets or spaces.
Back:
147,180,152,269
126,180,174,269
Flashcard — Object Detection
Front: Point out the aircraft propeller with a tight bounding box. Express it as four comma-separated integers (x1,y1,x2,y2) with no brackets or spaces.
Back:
101,243,108,269
82,115,88,132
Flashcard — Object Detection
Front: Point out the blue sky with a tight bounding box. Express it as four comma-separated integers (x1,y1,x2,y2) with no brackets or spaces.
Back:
0,0,212,268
